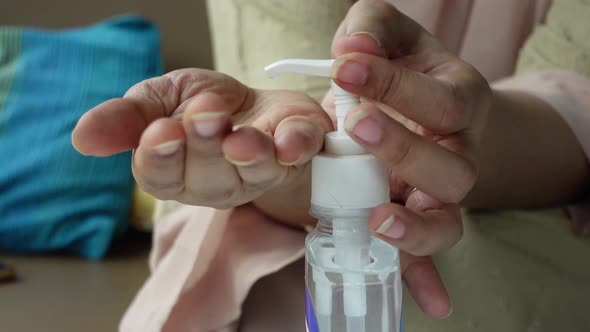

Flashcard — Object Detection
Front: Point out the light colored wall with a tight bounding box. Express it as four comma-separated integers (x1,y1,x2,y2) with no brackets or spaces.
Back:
0,0,213,71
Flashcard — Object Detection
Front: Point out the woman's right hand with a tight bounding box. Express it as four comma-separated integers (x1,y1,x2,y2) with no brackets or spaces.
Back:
326,0,492,318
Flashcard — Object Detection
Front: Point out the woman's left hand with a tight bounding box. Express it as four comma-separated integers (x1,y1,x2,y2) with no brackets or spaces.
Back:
325,0,492,318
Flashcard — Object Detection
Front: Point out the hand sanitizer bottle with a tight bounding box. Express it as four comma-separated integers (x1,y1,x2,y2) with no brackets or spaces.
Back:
265,59,403,332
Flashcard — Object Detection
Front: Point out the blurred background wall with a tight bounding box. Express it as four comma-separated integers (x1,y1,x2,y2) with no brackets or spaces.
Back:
0,0,214,71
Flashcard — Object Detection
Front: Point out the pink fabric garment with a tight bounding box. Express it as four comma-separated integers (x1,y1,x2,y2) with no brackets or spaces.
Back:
120,205,305,331
121,1,590,331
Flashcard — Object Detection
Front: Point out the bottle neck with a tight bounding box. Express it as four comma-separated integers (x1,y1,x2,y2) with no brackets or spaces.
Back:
331,80,360,136
316,217,334,236
311,206,373,247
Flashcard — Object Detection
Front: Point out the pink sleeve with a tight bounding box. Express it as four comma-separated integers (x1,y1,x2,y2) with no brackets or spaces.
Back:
119,204,306,332
493,69,590,234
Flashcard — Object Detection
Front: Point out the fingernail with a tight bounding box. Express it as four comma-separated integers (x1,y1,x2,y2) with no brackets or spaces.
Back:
278,156,302,166
224,153,260,167
344,109,382,144
278,159,301,166
376,215,405,239
442,306,454,319
192,112,226,138
275,131,303,166
350,31,382,47
153,139,183,157
331,58,369,86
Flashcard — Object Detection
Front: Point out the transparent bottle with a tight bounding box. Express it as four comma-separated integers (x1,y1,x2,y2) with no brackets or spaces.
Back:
305,206,402,332
264,58,403,332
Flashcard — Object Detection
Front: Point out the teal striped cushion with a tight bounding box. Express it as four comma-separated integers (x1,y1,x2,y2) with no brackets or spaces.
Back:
0,15,163,259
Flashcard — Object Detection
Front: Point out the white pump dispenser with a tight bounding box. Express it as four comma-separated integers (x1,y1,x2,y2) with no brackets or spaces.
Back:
265,59,389,206
266,59,403,332
266,59,359,138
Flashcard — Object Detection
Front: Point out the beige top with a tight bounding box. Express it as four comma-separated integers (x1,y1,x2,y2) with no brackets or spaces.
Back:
121,1,590,331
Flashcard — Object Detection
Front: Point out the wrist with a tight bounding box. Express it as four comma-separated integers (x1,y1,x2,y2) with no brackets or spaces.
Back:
465,88,589,208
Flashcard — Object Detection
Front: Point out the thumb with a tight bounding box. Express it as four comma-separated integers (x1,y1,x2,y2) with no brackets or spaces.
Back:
72,76,175,157
331,0,426,58
72,98,161,156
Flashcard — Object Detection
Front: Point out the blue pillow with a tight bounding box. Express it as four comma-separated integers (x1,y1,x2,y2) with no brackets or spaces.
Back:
0,15,163,259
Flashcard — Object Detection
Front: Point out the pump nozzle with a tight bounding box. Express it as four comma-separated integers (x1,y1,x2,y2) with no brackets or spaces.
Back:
264,59,334,78
265,59,360,137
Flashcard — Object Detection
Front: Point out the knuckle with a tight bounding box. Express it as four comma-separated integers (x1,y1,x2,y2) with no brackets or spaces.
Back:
134,77,173,101
126,76,179,116
188,143,224,160
385,134,412,169
438,62,492,131
188,186,237,206
166,70,193,92
438,83,467,130
136,179,184,200
168,68,247,106
242,169,286,193
379,65,404,106
242,179,275,193
406,235,430,257
445,161,478,203
146,155,180,170
132,152,181,178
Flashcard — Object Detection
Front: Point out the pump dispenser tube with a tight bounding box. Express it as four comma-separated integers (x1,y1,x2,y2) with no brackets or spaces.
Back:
265,59,403,332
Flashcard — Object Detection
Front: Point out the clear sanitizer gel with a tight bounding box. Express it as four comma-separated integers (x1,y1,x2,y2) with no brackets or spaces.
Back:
265,59,403,332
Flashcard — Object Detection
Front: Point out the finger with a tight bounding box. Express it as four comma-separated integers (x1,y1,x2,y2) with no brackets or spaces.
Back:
274,115,327,166
223,126,287,195
249,89,333,140
222,115,326,196
182,92,242,208
72,74,183,156
368,202,463,256
132,118,186,199
345,104,476,203
332,0,425,58
72,69,250,156
401,252,452,318
72,98,160,157
331,52,472,133
332,28,386,58
246,89,332,165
